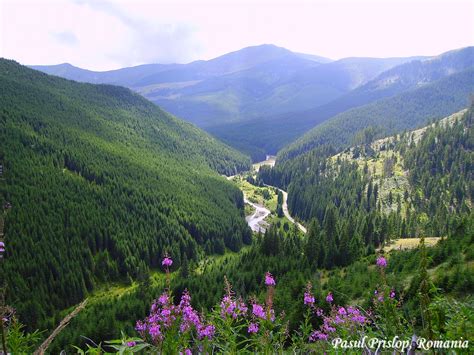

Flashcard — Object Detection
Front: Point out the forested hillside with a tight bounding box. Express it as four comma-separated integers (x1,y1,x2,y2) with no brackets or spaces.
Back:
259,108,473,260
0,59,252,330
278,67,474,162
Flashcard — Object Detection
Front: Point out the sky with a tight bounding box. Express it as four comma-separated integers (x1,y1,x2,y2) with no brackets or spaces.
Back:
0,0,473,71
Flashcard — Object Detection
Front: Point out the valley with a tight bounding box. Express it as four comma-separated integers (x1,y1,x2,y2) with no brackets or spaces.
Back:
1,41,473,354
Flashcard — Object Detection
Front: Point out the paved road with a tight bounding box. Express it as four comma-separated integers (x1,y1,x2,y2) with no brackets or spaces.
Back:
265,184,307,234
226,171,307,234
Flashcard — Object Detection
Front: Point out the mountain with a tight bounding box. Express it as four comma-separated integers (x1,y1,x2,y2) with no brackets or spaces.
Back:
31,62,178,86
278,67,474,162
32,45,431,162
0,59,252,329
32,45,333,126
208,47,473,159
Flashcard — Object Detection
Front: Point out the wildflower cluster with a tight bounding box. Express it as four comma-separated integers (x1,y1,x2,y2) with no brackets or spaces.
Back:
105,255,415,353
135,289,214,352
133,257,216,353
219,285,248,320
309,305,368,342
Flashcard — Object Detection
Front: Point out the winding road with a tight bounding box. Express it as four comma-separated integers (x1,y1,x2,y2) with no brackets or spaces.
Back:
266,185,307,234
227,157,307,234
244,197,271,233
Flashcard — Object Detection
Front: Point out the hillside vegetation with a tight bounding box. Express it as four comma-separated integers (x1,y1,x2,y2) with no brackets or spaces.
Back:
0,59,251,331
259,108,473,267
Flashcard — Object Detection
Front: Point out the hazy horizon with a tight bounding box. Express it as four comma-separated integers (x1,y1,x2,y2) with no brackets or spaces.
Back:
1,0,473,70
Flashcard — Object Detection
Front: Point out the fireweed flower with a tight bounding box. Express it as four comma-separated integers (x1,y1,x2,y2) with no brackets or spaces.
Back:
180,292,201,332
162,257,173,267
126,341,136,347
252,303,266,319
390,289,396,299
265,272,276,286
326,292,333,303
338,307,346,315
220,294,237,318
237,298,248,315
158,293,169,305
309,330,328,341
135,320,147,333
197,324,215,340
149,324,162,340
376,256,387,268
303,282,315,306
304,292,315,306
248,323,259,334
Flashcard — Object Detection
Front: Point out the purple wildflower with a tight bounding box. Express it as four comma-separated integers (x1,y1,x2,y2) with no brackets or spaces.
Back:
390,289,396,299
377,295,384,302
376,256,387,268
158,293,169,305
316,308,324,317
310,330,328,341
198,324,215,340
248,322,259,334
135,320,146,332
338,307,346,315
220,294,237,318
252,303,266,319
265,272,275,286
149,324,162,339
326,292,333,303
162,257,173,267
181,349,192,355
237,299,248,314
126,341,136,347
304,292,315,306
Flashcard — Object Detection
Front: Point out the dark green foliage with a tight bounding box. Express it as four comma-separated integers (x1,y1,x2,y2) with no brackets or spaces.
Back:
403,109,473,233
259,107,473,262
0,59,251,330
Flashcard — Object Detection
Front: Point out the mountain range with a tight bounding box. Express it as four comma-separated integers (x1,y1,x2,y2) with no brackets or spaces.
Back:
31,44,473,161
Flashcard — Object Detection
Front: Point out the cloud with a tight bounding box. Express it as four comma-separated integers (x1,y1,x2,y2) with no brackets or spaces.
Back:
51,31,79,46
1,0,473,70
73,0,202,65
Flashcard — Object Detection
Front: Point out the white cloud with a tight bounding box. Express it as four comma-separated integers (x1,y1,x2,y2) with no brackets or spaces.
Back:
51,31,79,46
0,0,473,70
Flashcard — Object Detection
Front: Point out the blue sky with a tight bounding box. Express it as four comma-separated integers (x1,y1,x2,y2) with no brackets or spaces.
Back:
1,0,473,70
